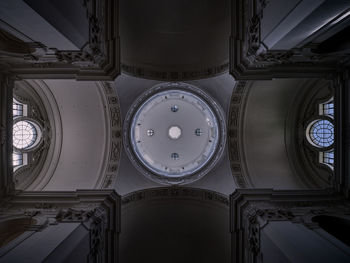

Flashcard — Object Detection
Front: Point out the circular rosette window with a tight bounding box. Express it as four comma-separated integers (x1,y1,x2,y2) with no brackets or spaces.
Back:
123,83,226,185
306,119,334,148
13,120,42,150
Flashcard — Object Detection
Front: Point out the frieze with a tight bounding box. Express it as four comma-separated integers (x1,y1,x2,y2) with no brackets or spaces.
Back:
99,81,121,189
228,81,249,188
122,187,229,206
121,62,229,81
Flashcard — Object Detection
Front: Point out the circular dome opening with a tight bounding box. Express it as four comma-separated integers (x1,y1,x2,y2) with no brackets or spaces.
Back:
124,83,226,185
13,120,40,149
168,126,182,140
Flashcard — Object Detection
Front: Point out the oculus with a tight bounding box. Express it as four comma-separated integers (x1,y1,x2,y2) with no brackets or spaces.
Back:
13,120,40,150
124,83,226,185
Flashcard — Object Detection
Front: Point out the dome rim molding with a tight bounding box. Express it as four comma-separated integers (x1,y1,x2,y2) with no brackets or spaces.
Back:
123,82,227,186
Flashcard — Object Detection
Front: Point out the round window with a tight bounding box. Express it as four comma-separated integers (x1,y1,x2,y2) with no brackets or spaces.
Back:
307,119,334,148
13,120,39,149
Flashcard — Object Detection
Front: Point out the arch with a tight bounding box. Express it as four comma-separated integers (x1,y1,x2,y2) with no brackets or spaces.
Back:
121,187,229,263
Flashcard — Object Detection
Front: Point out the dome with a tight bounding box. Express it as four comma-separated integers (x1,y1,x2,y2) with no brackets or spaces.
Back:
124,82,226,185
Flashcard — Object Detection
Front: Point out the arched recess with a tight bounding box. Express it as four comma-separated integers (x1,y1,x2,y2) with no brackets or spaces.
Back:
120,0,230,81
13,80,62,191
286,78,334,188
229,79,331,190
15,80,121,191
120,187,230,263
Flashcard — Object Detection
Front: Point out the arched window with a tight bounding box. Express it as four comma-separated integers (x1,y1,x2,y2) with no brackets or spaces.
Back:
320,99,334,116
12,98,42,171
12,153,23,167
12,98,24,117
305,97,334,170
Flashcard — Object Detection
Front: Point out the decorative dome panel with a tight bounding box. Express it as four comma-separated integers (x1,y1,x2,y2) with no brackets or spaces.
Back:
124,83,226,185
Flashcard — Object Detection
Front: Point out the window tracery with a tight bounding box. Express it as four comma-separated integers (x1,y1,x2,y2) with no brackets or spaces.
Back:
11,83,48,185
13,120,39,149
305,98,334,170
307,119,334,148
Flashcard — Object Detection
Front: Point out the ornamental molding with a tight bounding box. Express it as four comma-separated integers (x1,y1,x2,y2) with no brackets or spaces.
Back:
0,0,119,80
230,0,350,80
94,81,122,189
228,81,251,188
121,62,229,81
122,187,229,207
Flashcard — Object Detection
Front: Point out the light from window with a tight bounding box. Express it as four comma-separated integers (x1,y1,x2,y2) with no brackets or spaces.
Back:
320,150,334,170
13,101,23,117
323,151,334,164
12,153,23,166
13,121,38,149
322,102,334,116
308,119,334,148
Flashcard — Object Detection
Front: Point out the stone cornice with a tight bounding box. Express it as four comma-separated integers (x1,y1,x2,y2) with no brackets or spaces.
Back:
0,0,120,80
230,188,349,263
230,0,350,80
0,190,120,262
121,62,229,81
